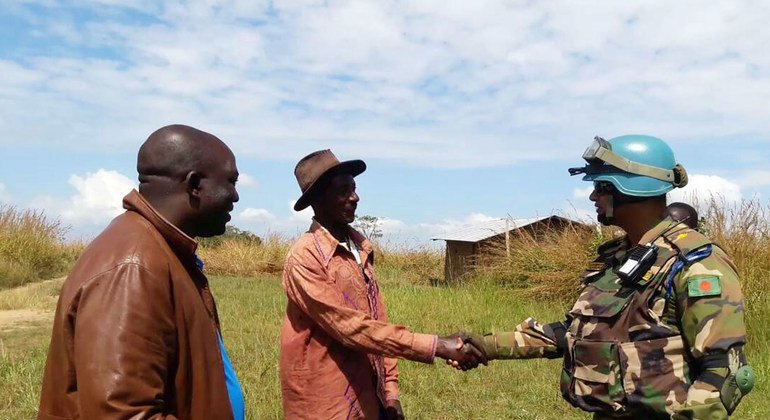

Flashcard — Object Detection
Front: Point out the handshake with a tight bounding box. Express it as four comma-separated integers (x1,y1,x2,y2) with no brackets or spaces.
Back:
435,333,487,371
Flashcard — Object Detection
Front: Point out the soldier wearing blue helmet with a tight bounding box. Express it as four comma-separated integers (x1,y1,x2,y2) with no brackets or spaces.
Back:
568,135,689,224
457,135,753,419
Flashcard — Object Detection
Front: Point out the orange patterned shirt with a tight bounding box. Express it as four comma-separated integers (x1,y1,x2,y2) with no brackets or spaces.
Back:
280,220,437,419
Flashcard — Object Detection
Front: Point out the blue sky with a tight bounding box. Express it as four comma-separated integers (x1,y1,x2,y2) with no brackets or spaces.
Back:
2,1,769,243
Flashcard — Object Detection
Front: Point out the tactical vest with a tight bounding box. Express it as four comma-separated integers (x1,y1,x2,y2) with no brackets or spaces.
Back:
560,224,712,416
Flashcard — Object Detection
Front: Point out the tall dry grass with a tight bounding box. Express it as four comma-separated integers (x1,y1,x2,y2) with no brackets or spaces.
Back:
468,223,605,304
198,233,444,285
468,199,770,308
700,198,770,303
696,198,770,360
0,206,82,290
373,242,443,285
197,233,292,277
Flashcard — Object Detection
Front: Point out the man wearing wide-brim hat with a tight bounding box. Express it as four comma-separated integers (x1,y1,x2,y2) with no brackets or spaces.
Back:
279,150,486,419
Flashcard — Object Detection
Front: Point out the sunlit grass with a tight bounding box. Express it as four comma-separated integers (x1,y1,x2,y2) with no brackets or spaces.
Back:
197,233,292,277
1,276,768,419
0,206,82,290
197,233,445,285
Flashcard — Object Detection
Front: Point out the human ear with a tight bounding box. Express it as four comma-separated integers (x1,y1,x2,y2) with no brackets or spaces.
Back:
184,171,202,199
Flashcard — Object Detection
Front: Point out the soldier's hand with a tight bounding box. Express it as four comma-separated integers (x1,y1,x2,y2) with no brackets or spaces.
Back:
436,333,488,371
461,333,487,358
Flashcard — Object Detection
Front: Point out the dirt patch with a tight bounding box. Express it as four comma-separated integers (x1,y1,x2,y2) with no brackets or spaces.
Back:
0,309,52,333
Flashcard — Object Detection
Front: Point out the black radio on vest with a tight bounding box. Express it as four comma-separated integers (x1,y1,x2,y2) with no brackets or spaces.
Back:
617,245,657,285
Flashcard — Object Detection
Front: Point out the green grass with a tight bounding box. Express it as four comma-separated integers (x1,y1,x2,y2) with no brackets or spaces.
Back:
216,276,591,420
0,321,53,418
2,276,768,419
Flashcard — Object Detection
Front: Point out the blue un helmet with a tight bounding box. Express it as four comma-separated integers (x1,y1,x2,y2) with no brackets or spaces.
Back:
568,134,688,197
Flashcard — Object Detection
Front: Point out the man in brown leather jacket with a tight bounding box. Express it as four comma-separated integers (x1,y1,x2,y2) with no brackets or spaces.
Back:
38,125,243,420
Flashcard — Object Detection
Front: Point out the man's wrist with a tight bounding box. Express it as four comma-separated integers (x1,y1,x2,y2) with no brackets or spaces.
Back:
430,334,438,361
409,333,438,363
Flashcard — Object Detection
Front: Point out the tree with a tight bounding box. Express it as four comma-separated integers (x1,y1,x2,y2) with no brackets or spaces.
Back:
353,215,383,241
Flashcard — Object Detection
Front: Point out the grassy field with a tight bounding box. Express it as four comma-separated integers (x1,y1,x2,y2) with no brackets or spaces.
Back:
2,275,768,419
2,199,769,418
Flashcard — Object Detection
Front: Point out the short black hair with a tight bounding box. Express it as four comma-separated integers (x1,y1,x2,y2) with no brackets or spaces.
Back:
666,202,698,229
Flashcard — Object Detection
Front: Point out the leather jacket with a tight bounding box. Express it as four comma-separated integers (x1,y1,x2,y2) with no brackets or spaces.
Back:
38,190,233,420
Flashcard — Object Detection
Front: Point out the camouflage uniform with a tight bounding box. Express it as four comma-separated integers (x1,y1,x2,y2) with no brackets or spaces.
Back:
479,220,750,419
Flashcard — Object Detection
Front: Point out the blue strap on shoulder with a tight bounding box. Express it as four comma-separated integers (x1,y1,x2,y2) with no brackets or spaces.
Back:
665,244,713,299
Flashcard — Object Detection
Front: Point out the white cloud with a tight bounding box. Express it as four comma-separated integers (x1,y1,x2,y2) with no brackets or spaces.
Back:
238,207,275,222
736,169,770,189
378,217,407,234
466,213,499,224
233,200,313,237
417,213,499,237
668,174,742,207
289,200,314,224
59,169,137,225
237,173,257,188
2,1,770,169
573,186,594,200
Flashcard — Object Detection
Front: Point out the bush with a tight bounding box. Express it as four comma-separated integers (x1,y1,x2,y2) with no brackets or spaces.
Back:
0,205,82,290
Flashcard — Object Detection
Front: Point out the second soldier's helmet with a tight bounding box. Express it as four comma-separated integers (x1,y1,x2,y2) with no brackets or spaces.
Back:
568,134,688,197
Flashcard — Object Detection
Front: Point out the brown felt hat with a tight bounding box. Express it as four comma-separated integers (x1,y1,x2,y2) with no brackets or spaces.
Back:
293,149,366,211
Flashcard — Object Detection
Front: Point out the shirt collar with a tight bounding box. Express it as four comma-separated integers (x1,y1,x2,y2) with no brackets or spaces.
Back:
309,218,373,267
122,189,198,258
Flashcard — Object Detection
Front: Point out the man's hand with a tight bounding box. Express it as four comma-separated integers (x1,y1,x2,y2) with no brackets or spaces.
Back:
435,334,488,371
385,399,405,420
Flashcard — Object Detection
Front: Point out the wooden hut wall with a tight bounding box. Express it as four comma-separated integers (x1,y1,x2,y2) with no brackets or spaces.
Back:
444,240,475,282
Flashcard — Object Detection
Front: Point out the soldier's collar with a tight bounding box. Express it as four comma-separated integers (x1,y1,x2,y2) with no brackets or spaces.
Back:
638,219,687,245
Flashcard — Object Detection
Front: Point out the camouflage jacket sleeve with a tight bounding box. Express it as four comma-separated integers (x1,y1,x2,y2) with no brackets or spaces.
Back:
479,317,567,360
672,245,747,419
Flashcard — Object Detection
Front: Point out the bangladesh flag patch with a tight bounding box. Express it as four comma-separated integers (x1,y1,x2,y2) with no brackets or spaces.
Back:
687,276,722,297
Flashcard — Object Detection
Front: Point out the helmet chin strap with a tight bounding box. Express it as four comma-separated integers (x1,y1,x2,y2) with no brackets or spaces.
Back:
598,194,614,225
598,189,655,225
